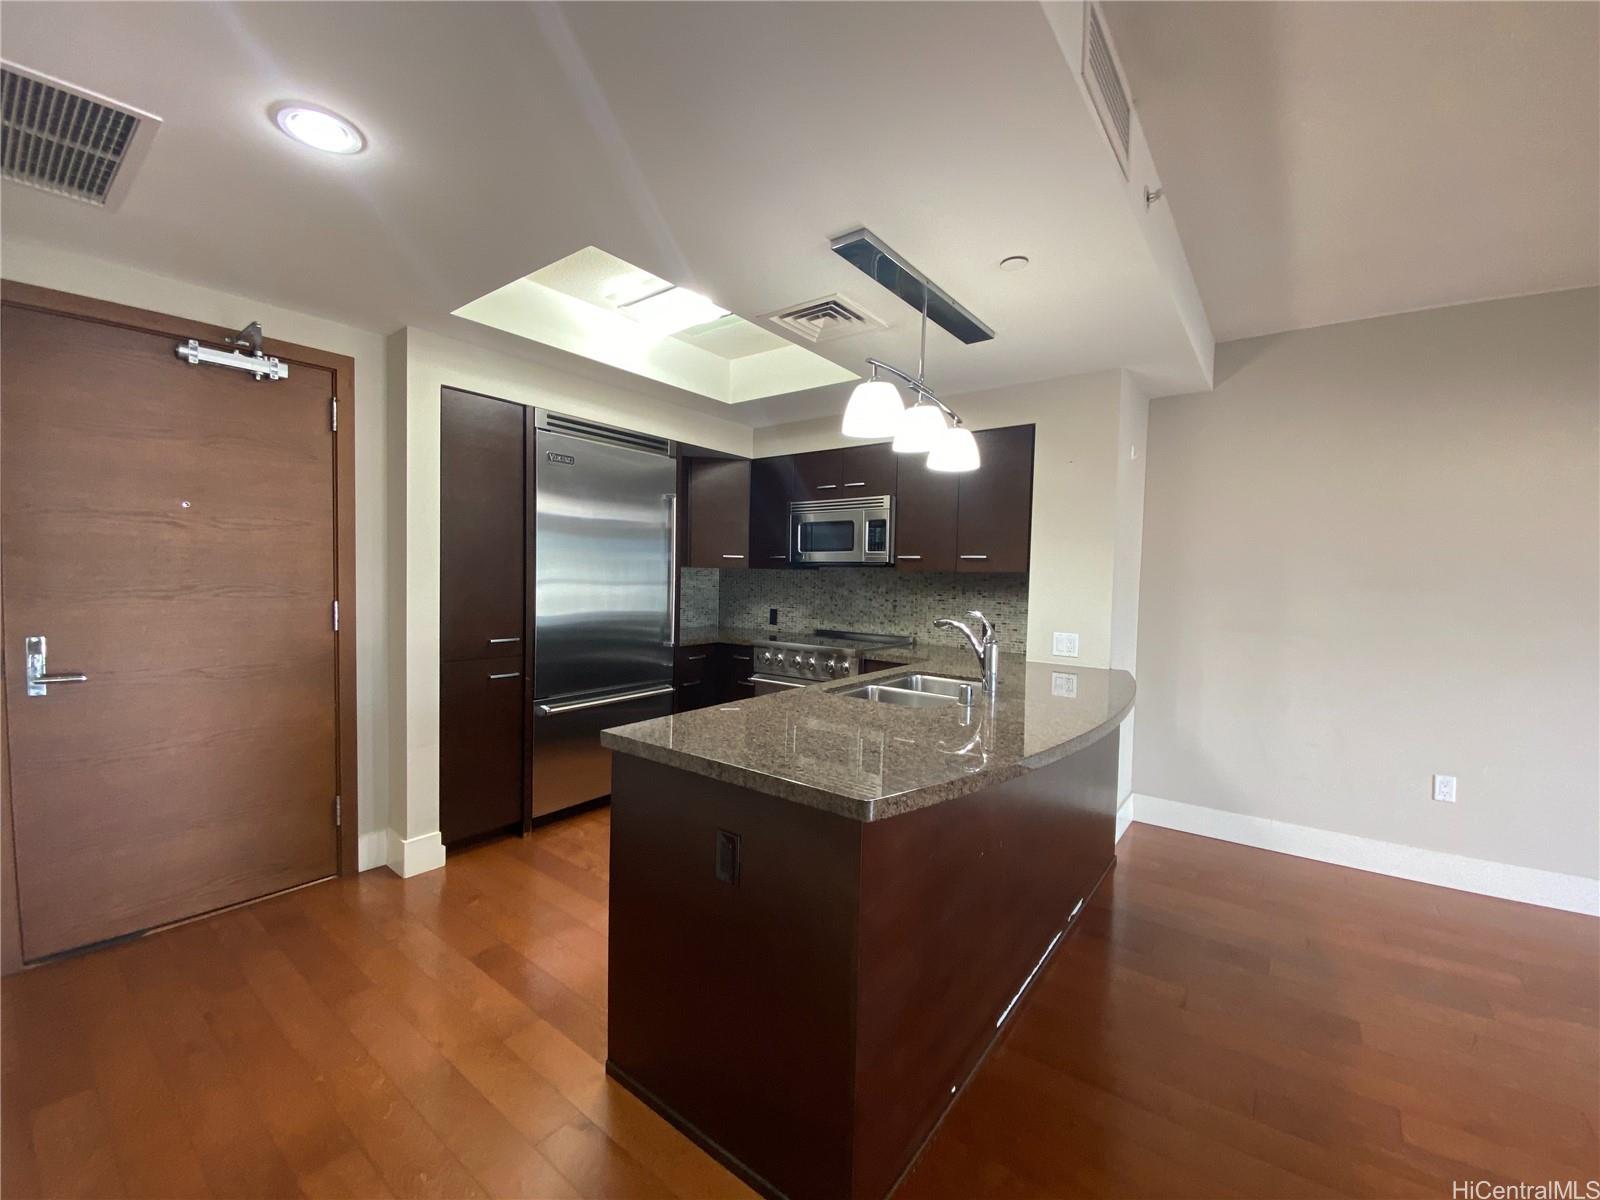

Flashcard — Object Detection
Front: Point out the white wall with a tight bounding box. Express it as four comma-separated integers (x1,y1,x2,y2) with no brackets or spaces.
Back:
1111,374,1150,804
386,325,754,874
1,239,394,869
1135,288,1600,883
756,370,1131,668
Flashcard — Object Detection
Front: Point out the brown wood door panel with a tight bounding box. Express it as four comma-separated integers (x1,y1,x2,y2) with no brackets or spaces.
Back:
748,456,795,566
790,448,842,499
956,425,1035,573
1,306,338,960
440,388,525,663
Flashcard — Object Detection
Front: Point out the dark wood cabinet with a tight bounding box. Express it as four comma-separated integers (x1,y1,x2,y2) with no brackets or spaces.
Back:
685,457,751,569
790,443,895,500
673,643,754,712
439,660,525,844
440,387,527,845
955,425,1035,573
749,456,796,566
893,460,959,572
440,388,526,661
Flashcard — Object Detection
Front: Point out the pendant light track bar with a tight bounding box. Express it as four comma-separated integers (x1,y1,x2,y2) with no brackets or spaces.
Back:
863,357,961,424
830,228,995,345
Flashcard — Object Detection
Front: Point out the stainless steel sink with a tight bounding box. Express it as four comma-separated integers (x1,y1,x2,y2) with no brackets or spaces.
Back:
836,673,978,708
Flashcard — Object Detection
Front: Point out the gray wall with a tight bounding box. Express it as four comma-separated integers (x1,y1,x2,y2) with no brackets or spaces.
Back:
1135,289,1599,879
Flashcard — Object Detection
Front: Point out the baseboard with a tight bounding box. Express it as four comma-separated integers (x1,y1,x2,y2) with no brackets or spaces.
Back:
357,831,387,872
1115,796,1134,844
1128,793,1599,917
385,829,446,878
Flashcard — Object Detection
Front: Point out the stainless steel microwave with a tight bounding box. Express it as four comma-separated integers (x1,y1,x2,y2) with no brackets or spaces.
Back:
789,495,894,566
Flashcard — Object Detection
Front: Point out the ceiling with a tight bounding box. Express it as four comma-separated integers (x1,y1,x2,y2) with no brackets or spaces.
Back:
1103,1,1600,342
0,2,1203,425
0,1,1206,426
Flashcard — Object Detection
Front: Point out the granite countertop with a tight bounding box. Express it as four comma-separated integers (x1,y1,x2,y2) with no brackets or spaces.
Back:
602,644,1135,822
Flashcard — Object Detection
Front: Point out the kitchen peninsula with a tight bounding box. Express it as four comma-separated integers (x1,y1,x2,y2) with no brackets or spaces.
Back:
600,651,1135,1200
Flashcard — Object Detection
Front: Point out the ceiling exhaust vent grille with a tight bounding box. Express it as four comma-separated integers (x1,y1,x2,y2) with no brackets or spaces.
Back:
1,62,160,208
765,294,888,344
1083,5,1131,177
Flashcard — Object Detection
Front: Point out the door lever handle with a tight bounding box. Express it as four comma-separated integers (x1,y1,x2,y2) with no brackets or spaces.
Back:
24,636,89,697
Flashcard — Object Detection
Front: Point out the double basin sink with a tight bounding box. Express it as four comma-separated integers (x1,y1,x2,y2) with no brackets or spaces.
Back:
835,672,979,709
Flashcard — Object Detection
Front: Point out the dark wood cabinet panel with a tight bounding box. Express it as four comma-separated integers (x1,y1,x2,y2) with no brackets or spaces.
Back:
791,449,842,500
791,444,895,500
837,442,897,497
440,388,526,662
893,460,958,572
955,425,1035,573
686,458,751,569
673,645,715,713
749,457,796,566
439,657,525,844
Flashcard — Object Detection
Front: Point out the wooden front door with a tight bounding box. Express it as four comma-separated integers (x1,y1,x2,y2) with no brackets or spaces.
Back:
1,302,340,960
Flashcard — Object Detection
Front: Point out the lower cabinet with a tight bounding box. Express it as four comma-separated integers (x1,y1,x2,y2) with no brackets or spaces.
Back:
439,658,525,844
674,644,755,711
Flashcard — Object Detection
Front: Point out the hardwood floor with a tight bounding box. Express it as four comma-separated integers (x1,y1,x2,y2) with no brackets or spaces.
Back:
3,811,1595,1199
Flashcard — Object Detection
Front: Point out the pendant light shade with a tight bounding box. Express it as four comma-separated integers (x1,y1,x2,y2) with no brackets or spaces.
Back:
891,402,947,454
926,424,980,473
841,379,905,438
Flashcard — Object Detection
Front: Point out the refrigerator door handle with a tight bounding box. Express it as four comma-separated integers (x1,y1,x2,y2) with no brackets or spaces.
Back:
537,684,675,716
664,491,677,647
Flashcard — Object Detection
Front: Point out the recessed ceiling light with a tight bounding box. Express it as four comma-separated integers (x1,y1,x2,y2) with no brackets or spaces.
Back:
272,102,365,155
999,255,1030,272
618,286,729,335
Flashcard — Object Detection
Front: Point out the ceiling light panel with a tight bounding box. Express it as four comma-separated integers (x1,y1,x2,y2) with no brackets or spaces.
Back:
618,286,729,335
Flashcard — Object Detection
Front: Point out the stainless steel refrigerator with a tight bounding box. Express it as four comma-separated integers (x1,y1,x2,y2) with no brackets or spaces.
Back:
531,409,677,818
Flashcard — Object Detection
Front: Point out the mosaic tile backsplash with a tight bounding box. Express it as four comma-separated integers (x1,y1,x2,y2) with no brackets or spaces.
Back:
682,567,1028,653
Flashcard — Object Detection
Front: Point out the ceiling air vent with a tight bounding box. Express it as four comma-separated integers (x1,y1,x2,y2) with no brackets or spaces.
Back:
1,62,160,208
764,294,888,344
1082,4,1132,178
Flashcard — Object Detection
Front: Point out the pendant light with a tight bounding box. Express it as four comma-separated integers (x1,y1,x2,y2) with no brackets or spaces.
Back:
842,270,979,471
926,423,980,472
840,368,906,438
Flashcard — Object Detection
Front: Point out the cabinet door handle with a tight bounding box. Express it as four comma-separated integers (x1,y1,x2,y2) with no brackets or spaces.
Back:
842,481,866,487
898,554,923,561
487,636,521,645
682,652,708,661
487,671,521,680
815,483,838,490
960,554,989,560
770,555,787,560
722,553,745,559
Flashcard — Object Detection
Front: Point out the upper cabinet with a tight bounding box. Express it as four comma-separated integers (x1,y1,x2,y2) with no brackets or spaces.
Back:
749,456,797,567
685,457,751,569
791,443,896,500
953,425,1035,573
893,463,959,572
440,388,526,661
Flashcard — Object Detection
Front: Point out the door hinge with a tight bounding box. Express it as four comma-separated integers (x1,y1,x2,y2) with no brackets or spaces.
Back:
334,794,342,827
332,600,340,632
330,396,338,432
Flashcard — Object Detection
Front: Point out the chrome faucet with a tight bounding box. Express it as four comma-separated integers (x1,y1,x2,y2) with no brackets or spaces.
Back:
933,610,1000,694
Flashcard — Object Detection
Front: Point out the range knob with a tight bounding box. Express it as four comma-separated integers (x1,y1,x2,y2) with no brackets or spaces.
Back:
822,656,839,676
789,652,805,669
757,648,773,667
838,659,852,675
804,654,818,673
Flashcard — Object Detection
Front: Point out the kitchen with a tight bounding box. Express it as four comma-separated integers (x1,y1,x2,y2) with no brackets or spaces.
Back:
0,3,1595,1199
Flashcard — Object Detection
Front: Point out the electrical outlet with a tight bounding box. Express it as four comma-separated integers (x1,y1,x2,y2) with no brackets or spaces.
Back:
1051,671,1078,698
1432,774,1457,804
1052,631,1079,658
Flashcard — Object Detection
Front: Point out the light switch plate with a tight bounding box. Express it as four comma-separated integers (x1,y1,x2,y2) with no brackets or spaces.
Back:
1052,631,1079,658
1051,671,1078,698
1432,774,1457,804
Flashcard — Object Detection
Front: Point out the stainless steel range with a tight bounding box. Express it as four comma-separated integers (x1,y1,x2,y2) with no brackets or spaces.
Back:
748,629,914,694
